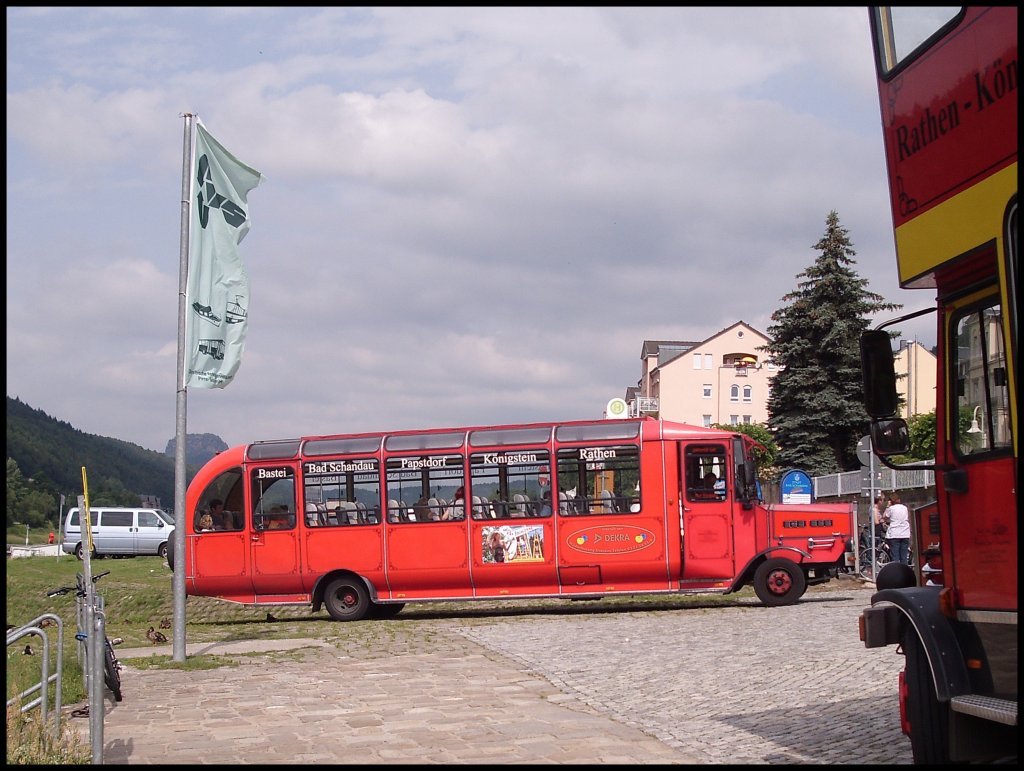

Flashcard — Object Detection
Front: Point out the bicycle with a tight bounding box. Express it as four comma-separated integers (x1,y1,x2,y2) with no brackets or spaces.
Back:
46,570,123,703
857,526,913,581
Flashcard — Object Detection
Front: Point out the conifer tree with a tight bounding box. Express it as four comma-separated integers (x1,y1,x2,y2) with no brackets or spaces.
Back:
763,211,900,476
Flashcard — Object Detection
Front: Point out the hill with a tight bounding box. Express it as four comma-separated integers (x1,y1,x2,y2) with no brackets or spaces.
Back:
6,396,221,508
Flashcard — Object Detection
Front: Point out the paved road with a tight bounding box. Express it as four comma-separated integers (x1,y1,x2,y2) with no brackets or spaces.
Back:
72,580,913,764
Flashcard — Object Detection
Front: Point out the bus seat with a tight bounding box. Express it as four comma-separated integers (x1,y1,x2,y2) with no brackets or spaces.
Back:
427,498,440,520
355,501,367,523
305,502,324,527
388,499,401,523
599,489,613,513
558,491,570,515
512,493,528,517
341,501,359,525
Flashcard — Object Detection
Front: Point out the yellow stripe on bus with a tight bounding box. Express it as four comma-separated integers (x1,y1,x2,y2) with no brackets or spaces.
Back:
894,163,1017,287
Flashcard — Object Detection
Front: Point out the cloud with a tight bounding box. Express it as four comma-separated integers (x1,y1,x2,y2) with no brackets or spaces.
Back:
6,7,933,453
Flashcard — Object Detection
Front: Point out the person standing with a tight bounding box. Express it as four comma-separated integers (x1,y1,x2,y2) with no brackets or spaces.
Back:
871,495,887,545
884,492,911,566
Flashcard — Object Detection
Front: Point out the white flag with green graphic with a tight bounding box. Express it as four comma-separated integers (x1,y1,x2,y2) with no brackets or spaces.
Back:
184,121,264,388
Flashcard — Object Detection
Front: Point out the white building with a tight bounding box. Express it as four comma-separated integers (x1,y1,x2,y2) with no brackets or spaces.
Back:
625,323,936,427
626,321,777,427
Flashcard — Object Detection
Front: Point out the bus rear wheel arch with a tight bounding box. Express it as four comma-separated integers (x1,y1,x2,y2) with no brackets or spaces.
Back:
323,575,370,621
753,558,806,606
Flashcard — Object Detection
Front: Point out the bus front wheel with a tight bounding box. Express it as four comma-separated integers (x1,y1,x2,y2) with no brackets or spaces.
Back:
902,626,951,763
753,558,806,606
323,576,370,621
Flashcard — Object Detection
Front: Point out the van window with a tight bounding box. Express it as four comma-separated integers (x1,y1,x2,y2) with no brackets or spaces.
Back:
138,511,163,528
68,510,80,527
102,511,133,527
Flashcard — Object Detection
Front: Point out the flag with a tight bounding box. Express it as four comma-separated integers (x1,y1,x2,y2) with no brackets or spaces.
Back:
184,122,264,388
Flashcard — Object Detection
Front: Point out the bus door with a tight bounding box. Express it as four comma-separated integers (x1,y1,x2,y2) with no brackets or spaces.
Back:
679,442,735,580
382,452,472,598
248,464,302,597
468,447,557,596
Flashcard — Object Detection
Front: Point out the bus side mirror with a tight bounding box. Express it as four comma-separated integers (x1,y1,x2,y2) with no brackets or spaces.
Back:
861,330,898,417
870,418,910,456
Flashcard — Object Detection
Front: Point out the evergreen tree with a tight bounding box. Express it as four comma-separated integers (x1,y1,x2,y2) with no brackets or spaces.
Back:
763,211,900,476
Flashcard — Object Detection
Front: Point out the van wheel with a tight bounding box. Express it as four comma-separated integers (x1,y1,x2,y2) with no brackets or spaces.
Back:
157,543,169,559
753,558,806,606
74,543,95,561
323,577,369,621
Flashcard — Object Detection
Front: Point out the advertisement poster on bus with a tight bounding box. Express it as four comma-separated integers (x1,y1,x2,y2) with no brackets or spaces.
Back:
482,525,544,564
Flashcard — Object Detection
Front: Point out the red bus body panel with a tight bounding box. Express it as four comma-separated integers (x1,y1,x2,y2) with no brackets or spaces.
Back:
182,418,853,607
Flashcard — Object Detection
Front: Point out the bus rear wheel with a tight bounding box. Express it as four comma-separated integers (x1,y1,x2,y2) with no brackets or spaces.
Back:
323,577,370,621
753,558,806,606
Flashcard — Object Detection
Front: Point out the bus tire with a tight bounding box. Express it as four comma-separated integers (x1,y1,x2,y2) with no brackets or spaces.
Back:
902,626,951,764
323,576,370,622
369,602,405,619
753,558,806,607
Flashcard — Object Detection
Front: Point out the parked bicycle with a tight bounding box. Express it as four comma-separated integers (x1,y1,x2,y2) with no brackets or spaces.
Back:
857,525,912,581
46,570,122,702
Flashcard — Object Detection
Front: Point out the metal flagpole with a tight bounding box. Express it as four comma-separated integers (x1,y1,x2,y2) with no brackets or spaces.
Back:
172,113,196,662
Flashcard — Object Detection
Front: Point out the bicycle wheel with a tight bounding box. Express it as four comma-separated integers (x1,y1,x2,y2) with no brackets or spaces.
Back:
104,638,123,702
859,546,891,580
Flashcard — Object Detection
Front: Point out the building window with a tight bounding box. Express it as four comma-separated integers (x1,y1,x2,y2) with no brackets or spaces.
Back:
693,353,702,369
743,415,752,424
702,414,712,427
704,353,713,369
742,385,752,402
730,415,739,425
702,384,712,398
730,385,739,401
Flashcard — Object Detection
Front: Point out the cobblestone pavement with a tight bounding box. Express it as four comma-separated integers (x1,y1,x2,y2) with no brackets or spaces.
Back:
73,580,913,764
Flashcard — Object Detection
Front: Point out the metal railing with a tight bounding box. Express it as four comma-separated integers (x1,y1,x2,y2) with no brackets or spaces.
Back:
813,466,935,498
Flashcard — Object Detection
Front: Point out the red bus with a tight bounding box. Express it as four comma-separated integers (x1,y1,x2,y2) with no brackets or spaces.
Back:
859,7,1017,764
171,417,854,620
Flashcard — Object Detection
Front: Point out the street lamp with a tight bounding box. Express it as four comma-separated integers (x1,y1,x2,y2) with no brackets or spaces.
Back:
967,405,983,434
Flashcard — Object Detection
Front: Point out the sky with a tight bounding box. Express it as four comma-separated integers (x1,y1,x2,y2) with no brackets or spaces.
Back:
6,6,938,455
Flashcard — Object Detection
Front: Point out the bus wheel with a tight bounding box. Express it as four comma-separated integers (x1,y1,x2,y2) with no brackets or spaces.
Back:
902,626,951,763
369,602,405,619
323,577,370,621
753,558,806,606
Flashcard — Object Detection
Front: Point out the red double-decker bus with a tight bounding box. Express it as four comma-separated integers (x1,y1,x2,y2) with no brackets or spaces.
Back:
859,7,1017,764
171,417,854,621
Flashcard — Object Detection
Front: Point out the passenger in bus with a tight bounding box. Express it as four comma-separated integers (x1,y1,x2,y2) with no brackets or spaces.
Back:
413,494,433,521
208,499,231,530
442,487,465,520
489,530,505,563
197,513,214,532
535,490,552,517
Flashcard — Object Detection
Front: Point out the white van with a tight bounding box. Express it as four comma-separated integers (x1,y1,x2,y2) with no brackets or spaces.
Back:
61,507,175,560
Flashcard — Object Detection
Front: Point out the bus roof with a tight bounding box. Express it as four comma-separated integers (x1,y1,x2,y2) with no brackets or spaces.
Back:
228,416,740,463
